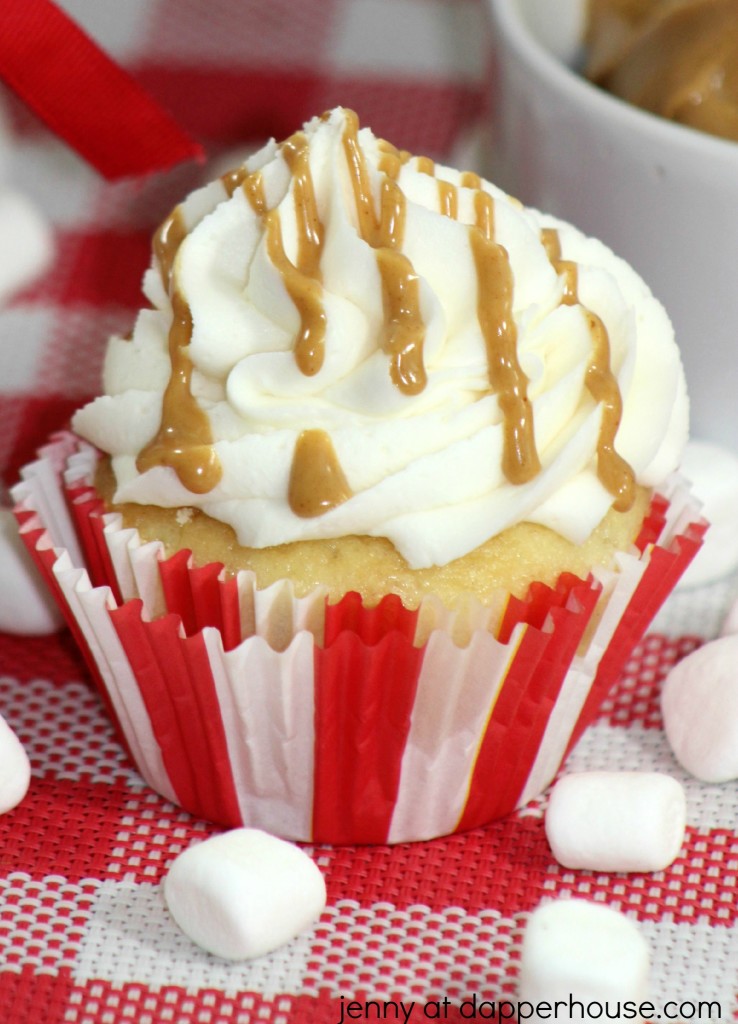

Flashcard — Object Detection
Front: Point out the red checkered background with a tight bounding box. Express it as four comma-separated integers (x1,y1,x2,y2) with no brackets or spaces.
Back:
1,2,737,1022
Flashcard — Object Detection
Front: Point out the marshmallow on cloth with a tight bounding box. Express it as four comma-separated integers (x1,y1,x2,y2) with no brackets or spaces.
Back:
0,508,63,635
0,95,53,304
662,634,738,782
0,97,58,638
0,713,31,814
545,771,686,873
519,900,650,1022
163,828,326,960
720,595,738,637
675,441,738,588
0,187,53,305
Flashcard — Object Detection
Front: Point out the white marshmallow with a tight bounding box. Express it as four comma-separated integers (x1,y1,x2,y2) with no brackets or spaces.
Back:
163,828,326,960
0,100,12,181
0,187,53,305
676,441,738,588
545,771,686,873
0,713,31,814
0,509,63,635
662,634,738,782
519,900,650,1023
720,595,738,637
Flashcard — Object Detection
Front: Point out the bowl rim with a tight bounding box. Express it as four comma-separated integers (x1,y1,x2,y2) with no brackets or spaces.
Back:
489,0,738,165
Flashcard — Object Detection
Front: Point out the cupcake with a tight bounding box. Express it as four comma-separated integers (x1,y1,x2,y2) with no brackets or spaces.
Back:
13,108,704,844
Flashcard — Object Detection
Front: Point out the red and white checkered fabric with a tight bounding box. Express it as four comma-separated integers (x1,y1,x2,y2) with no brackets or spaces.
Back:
1,2,737,1021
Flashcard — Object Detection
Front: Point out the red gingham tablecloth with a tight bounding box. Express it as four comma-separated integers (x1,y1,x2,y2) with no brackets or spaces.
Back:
1,2,737,1021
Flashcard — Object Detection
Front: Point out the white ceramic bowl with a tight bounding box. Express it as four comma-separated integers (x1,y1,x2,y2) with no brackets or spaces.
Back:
485,0,738,450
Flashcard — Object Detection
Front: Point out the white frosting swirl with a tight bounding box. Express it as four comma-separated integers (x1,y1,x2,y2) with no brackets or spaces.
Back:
72,108,688,569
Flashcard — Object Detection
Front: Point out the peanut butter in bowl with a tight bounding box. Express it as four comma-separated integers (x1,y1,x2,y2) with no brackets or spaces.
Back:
586,0,738,142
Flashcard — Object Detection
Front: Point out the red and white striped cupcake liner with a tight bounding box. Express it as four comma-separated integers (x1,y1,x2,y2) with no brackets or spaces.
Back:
13,432,706,844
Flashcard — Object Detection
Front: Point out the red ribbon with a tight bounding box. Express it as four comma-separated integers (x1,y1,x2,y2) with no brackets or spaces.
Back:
0,0,204,179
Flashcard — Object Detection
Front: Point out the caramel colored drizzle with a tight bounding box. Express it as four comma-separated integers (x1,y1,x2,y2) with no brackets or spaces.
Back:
377,140,410,180
266,211,326,376
262,133,327,376
437,180,458,220
282,134,324,278
460,171,482,190
584,312,636,511
153,207,187,290
473,188,494,241
344,110,540,482
220,166,248,197
242,171,267,216
229,143,344,517
221,165,268,218
342,111,427,395
415,156,435,176
236,140,326,377
540,226,560,263
342,114,381,239
223,145,326,383
288,429,353,517
137,208,222,494
541,227,577,304
541,227,635,511
470,192,540,484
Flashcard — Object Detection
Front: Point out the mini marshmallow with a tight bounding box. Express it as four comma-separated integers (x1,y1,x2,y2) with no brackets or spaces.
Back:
545,771,686,873
675,441,738,588
0,98,12,179
519,900,650,1022
0,509,63,635
662,634,738,782
720,595,738,637
0,713,31,814
163,828,326,960
0,187,53,305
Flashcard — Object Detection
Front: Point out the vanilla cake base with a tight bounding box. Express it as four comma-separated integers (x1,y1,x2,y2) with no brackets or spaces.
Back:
97,460,651,609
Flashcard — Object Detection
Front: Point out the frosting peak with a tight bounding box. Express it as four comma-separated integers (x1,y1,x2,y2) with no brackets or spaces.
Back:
72,108,688,568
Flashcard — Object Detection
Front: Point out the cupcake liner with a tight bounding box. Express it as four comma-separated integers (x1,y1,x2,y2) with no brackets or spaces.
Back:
12,432,707,844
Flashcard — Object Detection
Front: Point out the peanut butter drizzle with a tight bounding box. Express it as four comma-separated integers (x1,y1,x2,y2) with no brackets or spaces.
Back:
470,191,540,484
263,133,327,376
138,208,223,494
586,0,738,143
437,180,458,220
225,147,326,376
460,171,482,190
282,134,324,277
242,171,267,215
349,112,540,482
288,429,353,517
541,227,635,511
220,166,249,197
584,312,636,511
228,139,347,518
473,187,494,240
153,207,188,290
342,111,426,395
221,165,269,217
377,140,410,181
541,227,577,304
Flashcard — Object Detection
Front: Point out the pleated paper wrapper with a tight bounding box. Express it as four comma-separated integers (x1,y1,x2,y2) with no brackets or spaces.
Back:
12,432,706,845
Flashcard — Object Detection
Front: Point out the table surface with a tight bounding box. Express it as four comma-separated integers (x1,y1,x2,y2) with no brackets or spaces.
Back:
1,2,738,1021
